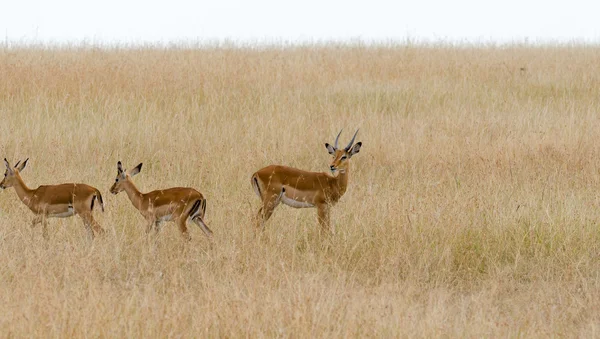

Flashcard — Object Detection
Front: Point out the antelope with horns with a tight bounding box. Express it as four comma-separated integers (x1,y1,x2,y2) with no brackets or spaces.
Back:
109,161,213,241
0,158,105,239
251,129,362,235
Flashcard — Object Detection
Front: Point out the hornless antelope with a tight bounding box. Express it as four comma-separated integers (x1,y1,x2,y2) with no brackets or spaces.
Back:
251,129,362,235
109,161,213,241
0,158,105,239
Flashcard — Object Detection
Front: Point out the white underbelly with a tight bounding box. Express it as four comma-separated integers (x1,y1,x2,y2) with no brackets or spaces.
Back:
50,206,75,218
281,194,314,208
158,214,173,222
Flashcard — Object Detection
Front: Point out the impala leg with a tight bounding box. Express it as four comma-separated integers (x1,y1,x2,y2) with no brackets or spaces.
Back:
177,218,192,241
317,204,333,236
256,191,283,232
145,218,155,235
31,215,43,228
30,215,42,241
80,213,104,239
154,220,163,233
41,217,49,240
79,213,95,240
192,216,213,239
88,213,105,236
255,207,265,230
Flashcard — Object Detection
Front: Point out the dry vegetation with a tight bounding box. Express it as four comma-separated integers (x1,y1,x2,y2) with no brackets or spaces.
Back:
1,44,600,337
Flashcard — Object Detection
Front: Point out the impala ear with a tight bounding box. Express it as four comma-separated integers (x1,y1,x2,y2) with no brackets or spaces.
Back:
130,163,143,176
325,143,336,155
117,161,124,174
3,158,12,173
16,158,28,172
349,142,362,156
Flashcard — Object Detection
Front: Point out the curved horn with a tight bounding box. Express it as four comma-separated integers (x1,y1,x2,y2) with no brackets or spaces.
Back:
344,129,359,151
333,129,343,149
14,160,20,168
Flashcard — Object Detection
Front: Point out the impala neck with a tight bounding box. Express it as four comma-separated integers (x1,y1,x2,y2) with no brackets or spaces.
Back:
123,180,144,211
12,174,35,208
333,163,350,198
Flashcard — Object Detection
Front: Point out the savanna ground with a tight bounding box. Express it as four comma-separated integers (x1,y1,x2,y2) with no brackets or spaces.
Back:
1,44,600,337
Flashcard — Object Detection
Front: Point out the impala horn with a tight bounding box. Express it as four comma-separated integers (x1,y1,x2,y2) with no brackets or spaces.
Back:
334,129,343,149
344,129,359,151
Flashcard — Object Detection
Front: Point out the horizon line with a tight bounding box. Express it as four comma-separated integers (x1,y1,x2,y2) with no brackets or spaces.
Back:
2,36,600,49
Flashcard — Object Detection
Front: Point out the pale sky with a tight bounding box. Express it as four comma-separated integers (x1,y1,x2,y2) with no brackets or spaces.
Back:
1,0,599,45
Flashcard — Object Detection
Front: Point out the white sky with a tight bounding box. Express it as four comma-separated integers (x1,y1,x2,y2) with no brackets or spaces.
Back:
1,0,599,45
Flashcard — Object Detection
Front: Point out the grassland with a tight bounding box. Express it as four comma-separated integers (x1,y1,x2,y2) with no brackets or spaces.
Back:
1,44,600,337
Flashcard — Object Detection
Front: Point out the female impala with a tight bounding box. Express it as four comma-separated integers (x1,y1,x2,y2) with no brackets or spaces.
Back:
0,158,105,239
109,161,213,240
251,129,362,235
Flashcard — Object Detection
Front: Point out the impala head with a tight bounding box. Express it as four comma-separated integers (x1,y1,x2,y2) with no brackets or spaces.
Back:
110,161,142,194
1,158,28,190
325,129,362,174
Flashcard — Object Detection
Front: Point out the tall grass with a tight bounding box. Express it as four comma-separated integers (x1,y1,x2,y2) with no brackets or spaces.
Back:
1,45,600,336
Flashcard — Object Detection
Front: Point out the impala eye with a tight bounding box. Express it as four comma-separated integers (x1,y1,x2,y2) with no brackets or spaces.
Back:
341,156,347,160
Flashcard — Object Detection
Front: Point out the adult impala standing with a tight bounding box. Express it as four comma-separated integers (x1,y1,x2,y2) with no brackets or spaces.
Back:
0,158,105,239
251,130,362,235
110,161,213,241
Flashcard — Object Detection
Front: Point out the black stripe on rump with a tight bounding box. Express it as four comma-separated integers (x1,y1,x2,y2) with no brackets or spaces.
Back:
189,200,202,219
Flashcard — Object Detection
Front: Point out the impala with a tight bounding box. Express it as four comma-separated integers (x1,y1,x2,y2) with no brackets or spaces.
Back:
0,158,105,239
251,129,362,235
109,161,213,240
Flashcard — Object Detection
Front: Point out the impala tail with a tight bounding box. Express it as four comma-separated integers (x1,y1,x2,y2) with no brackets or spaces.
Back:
189,199,204,219
201,198,206,217
189,198,213,238
251,174,262,199
92,189,105,212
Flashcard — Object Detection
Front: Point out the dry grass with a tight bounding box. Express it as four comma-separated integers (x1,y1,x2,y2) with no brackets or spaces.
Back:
1,44,600,337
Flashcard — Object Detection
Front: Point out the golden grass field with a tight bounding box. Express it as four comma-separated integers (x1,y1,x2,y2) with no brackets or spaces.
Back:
1,44,600,337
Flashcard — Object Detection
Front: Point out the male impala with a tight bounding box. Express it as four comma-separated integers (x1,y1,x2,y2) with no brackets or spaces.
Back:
110,161,212,240
0,158,105,239
251,129,362,235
